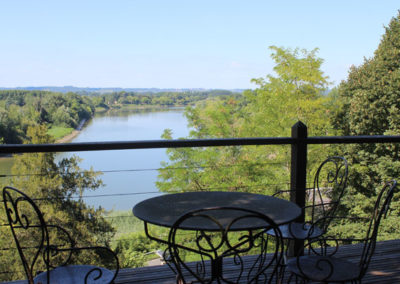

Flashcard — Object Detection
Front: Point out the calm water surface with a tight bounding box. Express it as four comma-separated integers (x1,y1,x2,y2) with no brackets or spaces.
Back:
59,108,189,210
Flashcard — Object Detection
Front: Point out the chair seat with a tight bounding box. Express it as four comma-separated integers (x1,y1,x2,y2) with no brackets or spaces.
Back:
286,255,361,282
267,222,324,240
34,265,115,284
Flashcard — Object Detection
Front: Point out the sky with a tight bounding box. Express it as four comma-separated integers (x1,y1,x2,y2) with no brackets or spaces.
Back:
0,1,399,89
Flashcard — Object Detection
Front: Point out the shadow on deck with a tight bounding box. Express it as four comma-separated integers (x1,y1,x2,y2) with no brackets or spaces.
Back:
115,239,400,284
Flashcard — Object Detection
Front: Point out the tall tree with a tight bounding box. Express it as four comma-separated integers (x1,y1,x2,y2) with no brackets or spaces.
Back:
158,46,334,194
333,12,400,238
246,46,330,137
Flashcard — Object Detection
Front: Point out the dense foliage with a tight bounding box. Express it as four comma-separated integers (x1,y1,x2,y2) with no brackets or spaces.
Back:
157,46,336,195
332,12,400,239
114,232,160,268
0,90,95,144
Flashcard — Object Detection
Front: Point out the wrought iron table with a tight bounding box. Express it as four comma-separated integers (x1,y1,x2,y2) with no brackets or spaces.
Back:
132,191,301,283
133,191,301,231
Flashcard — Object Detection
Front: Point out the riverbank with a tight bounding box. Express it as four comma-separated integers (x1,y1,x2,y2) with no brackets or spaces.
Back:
56,119,87,143
56,130,80,143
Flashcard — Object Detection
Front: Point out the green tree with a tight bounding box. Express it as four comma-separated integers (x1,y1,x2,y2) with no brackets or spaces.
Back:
51,105,76,127
0,108,24,143
332,12,400,239
246,46,330,137
157,46,334,194
0,90,96,141
114,232,159,268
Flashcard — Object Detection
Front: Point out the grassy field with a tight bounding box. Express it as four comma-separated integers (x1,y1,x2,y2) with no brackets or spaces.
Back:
105,210,144,239
47,126,74,140
94,106,108,112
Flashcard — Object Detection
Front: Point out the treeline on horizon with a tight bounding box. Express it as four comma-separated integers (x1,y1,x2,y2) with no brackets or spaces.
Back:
0,89,240,144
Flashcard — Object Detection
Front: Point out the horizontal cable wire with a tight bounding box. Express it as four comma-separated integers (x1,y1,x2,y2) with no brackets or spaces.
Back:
0,183,292,203
0,161,286,178
0,180,297,204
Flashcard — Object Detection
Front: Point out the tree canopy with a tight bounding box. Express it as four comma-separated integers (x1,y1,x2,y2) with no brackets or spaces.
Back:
0,90,95,144
332,12,400,239
157,46,335,195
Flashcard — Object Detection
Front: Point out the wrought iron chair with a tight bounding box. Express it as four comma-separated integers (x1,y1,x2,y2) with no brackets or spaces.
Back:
2,186,119,284
268,157,348,248
285,180,397,283
166,206,284,284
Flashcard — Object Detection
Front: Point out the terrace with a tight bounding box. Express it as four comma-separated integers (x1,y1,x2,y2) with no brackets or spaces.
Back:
1,122,400,283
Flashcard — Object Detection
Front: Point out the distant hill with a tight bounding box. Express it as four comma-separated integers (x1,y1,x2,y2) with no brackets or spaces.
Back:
0,86,245,94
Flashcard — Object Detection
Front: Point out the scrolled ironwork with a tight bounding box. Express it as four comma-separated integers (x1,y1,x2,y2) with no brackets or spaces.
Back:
3,186,50,284
195,224,225,252
44,225,75,268
310,156,349,231
167,206,284,284
6,196,31,229
268,156,348,269
286,180,398,283
2,186,119,284
84,267,103,283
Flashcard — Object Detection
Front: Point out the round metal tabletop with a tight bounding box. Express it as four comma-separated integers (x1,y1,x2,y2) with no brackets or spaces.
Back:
133,191,301,231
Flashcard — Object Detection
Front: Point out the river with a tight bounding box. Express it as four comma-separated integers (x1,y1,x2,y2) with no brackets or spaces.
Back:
69,108,189,210
2,108,189,211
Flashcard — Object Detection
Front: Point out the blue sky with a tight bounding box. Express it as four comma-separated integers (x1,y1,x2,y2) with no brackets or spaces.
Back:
0,1,399,89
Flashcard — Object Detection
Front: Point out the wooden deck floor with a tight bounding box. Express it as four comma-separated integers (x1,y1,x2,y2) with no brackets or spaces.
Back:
4,239,399,283
114,239,400,284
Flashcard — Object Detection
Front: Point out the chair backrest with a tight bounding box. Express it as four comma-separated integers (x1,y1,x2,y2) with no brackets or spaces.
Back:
296,180,397,282
358,180,397,278
310,156,348,231
2,186,50,284
167,206,284,284
3,186,118,284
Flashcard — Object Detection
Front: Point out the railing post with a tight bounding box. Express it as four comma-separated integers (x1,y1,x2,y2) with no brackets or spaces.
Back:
289,121,307,256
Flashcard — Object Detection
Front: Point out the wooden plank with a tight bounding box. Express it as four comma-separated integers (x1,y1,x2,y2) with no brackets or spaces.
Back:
114,239,400,284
